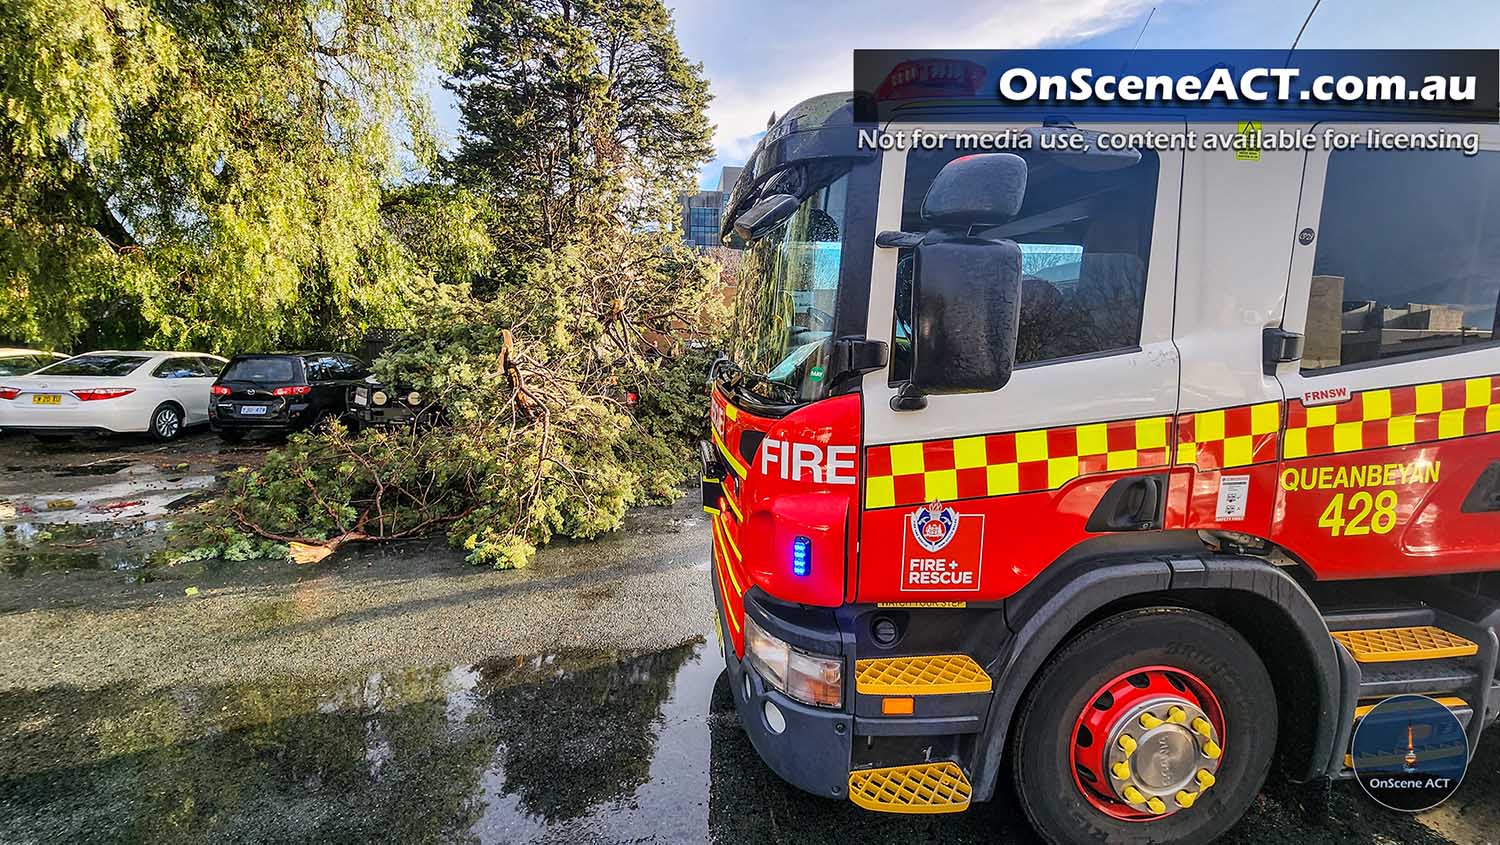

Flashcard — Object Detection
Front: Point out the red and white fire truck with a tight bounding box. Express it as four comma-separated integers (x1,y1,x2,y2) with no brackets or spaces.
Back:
702,93,1500,843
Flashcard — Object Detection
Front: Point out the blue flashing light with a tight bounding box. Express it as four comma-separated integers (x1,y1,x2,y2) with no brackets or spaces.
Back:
792,536,812,577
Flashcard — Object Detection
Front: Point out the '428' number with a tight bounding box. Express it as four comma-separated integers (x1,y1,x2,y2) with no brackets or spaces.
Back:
1317,490,1398,537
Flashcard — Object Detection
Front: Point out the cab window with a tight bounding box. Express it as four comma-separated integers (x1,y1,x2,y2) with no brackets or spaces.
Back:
1301,148,1500,371
891,142,1159,382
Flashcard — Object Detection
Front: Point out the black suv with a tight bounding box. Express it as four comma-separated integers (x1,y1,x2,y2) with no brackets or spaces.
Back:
209,353,369,440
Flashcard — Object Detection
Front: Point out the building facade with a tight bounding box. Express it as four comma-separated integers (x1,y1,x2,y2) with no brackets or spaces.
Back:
678,166,743,249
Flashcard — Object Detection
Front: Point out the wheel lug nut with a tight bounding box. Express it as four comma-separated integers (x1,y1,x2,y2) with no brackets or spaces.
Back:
1111,761,1130,779
1167,705,1187,723
1175,789,1198,809
1118,734,1137,754
1139,712,1163,729
1122,785,1146,804
1201,739,1222,759
1191,717,1213,737
1196,769,1216,790
1145,796,1167,814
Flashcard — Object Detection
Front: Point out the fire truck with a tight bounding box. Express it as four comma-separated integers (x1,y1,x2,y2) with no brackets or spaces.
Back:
701,92,1500,843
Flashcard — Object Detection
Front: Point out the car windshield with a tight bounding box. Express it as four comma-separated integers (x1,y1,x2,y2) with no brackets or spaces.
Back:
35,355,149,377
222,357,298,383
727,170,850,405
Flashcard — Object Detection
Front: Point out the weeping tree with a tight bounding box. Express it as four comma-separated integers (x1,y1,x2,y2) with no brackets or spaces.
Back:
0,0,477,352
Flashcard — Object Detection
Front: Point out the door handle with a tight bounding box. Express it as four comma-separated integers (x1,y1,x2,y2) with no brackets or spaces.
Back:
1086,474,1166,532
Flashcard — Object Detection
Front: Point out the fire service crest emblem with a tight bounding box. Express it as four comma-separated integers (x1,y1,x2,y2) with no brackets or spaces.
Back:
911,501,958,553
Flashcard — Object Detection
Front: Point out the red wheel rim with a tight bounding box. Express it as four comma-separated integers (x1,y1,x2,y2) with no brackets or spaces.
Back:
1068,665,1227,821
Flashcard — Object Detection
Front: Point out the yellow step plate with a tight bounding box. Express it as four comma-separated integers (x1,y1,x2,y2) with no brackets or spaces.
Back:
848,762,972,814
1331,626,1478,663
855,654,992,696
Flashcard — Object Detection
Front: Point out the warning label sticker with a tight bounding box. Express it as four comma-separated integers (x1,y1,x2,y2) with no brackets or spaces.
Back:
1216,475,1251,521
901,502,984,592
1236,120,1262,161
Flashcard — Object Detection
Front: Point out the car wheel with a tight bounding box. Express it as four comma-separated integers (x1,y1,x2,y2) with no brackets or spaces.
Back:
1012,607,1277,845
150,404,184,442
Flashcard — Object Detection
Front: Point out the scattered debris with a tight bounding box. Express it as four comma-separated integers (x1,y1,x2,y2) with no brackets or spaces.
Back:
184,586,200,596
92,500,145,513
45,499,76,511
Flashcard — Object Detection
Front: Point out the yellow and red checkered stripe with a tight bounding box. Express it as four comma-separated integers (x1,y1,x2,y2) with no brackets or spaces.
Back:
1285,375,1500,458
863,375,1500,510
1175,402,1281,472
863,416,1172,509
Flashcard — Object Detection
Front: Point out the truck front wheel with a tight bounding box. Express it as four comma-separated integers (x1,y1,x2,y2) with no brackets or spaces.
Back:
1012,607,1277,844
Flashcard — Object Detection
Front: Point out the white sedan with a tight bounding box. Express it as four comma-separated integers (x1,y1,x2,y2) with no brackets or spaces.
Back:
0,351,228,441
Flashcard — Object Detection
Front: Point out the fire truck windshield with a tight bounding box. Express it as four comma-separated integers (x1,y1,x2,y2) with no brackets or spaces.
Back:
726,169,851,407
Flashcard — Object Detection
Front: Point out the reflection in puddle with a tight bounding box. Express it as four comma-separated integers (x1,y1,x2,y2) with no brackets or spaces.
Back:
0,521,166,577
0,640,711,843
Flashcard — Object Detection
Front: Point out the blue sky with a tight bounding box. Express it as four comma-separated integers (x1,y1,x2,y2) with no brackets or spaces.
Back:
430,0,1500,188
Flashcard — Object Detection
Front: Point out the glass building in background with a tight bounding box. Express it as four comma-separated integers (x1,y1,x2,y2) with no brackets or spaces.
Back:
678,166,743,249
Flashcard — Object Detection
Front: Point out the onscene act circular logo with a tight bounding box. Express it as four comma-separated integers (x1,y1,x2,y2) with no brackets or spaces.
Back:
1351,694,1469,812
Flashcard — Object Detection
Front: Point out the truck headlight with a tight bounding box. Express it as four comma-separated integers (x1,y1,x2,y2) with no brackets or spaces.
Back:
744,615,842,708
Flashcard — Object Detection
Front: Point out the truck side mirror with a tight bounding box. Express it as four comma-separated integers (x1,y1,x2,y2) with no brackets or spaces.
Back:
900,235,1023,407
895,153,1027,411
732,193,800,241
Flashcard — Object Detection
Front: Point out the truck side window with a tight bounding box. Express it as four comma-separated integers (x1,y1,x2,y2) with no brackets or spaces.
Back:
1302,148,1500,372
891,142,1159,382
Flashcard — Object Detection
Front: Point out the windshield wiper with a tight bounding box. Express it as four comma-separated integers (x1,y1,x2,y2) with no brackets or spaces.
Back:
711,355,801,407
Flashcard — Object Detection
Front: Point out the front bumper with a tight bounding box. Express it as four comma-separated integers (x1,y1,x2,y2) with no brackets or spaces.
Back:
717,579,854,799
715,580,1003,809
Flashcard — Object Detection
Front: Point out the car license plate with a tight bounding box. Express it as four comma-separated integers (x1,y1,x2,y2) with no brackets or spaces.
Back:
238,405,269,416
31,394,62,405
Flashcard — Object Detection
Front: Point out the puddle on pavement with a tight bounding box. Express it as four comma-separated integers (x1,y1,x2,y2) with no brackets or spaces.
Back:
1,521,167,578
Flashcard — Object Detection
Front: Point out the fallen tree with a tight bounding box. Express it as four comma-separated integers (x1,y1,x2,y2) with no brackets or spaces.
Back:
190,230,725,568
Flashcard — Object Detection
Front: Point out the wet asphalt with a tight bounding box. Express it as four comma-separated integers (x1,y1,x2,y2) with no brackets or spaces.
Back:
1,432,1498,843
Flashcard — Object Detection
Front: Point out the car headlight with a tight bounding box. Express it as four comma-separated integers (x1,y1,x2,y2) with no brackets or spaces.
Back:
372,390,388,406
407,391,422,405
744,614,842,708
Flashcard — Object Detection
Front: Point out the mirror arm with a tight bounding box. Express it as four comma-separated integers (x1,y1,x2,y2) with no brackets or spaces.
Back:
890,382,928,412
829,337,888,382
875,230,923,249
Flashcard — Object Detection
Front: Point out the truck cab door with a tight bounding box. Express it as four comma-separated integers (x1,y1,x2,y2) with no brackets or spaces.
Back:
1271,122,1500,578
858,120,1184,603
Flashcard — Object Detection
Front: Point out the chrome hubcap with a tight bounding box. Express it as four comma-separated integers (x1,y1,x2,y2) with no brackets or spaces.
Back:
157,411,179,436
1103,697,1223,815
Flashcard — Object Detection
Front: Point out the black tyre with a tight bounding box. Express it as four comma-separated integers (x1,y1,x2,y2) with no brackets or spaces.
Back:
150,404,184,442
1012,607,1277,845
